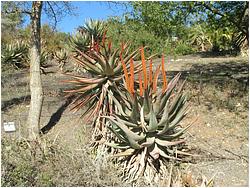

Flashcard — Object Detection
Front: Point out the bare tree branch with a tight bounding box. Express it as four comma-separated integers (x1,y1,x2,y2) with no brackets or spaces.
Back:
46,1,58,30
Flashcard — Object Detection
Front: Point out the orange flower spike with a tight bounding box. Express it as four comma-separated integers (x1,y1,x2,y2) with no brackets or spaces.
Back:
130,58,135,95
120,54,130,93
161,54,167,93
140,47,148,89
139,71,143,96
149,58,153,85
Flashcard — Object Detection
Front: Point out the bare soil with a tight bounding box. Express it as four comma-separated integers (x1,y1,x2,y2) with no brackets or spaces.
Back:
1,55,249,186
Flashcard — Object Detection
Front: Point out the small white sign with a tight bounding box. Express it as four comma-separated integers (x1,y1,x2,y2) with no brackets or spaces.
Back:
3,122,16,132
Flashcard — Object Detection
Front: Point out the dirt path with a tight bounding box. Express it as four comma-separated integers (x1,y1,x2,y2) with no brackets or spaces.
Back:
1,55,248,186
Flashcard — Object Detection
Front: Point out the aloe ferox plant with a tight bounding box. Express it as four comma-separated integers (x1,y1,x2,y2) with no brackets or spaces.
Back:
63,21,145,139
102,49,197,182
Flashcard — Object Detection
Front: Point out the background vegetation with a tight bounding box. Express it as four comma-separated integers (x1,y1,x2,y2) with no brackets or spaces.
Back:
2,1,248,71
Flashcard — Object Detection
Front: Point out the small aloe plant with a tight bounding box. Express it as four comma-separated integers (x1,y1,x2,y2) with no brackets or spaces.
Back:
103,47,196,182
1,41,29,69
54,49,68,72
2,41,48,72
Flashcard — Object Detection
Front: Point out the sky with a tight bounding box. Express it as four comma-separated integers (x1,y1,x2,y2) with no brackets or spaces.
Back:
40,1,131,34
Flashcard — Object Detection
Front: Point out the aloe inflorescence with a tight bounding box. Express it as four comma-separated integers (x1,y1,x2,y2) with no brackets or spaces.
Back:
103,47,196,182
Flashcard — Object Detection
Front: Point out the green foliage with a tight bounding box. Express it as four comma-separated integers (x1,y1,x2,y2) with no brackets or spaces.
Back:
106,17,194,57
174,41,195,55
1,2,24,47
131,2,188,39
189,24,212,52
128,1,248,53
106,18,163,58
41,24,70,56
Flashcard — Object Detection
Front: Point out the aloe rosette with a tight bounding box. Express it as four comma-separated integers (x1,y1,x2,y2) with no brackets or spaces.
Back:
63,27,143,139
103,49,196,182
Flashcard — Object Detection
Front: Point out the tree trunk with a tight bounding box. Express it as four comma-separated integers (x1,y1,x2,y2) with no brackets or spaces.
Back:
28,1,43,140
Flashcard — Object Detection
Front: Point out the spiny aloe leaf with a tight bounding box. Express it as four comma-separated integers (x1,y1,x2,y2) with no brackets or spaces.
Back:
157,82,176,114
169,95,187,122
62,75,107,84
78,99,97,119
64,83,99,93
147,53,158,60
165,72,181,92
174,150,197,156
159,118,196,140
123,48,139,65
73,56,101,74
141,137,155,147
113,49,139,74
115,114,138,128
104,142,130,149
164,106,189,133
126,134,142,150
70,91,100,112
158,100,170,126
107,90,128,117
155,138,185,147
158,145,182,160
140,106,147,132
143,88,151,115
123,42,131,56
91,51,107,71
130,93,140,123
109,48,119,67
104,116,145,142
168,93,182,115
107,122,127,142
75,48,95,64
147,105,158,132
112,149,135,158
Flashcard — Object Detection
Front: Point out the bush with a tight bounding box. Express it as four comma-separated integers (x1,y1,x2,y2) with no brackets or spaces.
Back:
106,18,164,58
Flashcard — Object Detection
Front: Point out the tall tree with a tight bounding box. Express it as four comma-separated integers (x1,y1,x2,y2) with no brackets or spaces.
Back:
129,1,248,48
1,2,24,48
2,1,75,140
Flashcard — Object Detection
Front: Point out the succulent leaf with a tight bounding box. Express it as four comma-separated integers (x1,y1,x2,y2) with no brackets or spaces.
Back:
147,105,158,132
104,116,145,142
155,138,185,147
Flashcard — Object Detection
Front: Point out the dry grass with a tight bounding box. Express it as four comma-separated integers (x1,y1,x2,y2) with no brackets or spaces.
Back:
1,134,127,187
